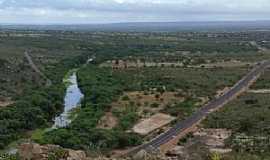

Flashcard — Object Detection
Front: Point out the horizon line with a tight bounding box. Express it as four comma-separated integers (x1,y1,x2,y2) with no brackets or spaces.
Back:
1,20,270,26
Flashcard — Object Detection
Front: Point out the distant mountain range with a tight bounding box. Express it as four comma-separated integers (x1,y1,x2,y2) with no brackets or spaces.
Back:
1,21,270,32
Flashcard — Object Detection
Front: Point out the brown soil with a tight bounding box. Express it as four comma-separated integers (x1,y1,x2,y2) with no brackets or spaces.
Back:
163,128,232,159
193,128,232,148
132,113,176,135
97,112,118,129
0,97,13,108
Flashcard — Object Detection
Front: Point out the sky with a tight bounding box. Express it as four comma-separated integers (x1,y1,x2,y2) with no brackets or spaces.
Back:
0,0,270,24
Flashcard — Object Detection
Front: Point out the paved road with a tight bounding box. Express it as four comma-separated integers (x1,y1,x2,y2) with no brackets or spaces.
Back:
128,60,270,155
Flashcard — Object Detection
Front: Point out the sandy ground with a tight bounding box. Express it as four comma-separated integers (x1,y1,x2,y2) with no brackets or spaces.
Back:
0,98,13,108
248,89,270,94
132,113,176,135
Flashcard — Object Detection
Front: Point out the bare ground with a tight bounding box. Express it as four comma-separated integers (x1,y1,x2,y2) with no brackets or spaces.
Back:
247,89,270,94
132,113,176,135
0,97,13,108
97,112,118,129
164,128,232,159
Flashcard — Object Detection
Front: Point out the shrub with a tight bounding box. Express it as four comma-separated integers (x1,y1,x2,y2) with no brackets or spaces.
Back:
150,102,160,108
122,95,130,101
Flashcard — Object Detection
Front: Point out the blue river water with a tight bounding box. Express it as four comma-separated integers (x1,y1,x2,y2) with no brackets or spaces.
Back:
53,72,84,128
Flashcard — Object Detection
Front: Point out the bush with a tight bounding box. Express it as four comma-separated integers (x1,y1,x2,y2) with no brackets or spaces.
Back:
48,148,68,160
0,154,20,160
122,95,130,101
150,102,160,108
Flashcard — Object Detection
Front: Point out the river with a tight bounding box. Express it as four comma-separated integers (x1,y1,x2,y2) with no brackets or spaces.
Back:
53,72,84,128
4,58,93,154
53,57,94,128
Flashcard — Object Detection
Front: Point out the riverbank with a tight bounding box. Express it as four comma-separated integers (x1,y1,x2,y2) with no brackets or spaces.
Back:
0,53,93,155
53,71,84,128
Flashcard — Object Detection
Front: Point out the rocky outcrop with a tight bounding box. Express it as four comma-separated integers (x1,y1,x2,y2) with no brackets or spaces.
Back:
18,143,86,160
193,128,232,149
67,149,87,160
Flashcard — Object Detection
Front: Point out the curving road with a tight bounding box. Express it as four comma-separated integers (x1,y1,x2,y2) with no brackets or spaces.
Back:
128,60,270,155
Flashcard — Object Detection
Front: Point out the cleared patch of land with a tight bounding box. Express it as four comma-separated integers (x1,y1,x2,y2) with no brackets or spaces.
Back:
165,128,232,159
133,113,176,135
0,98,13,108
97,112,118,129
193,128,232,151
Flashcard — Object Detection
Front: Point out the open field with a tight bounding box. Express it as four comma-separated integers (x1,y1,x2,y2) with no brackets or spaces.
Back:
133,113,176,135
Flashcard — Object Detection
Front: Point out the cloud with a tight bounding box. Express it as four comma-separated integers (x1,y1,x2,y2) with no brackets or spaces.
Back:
0,0,270,24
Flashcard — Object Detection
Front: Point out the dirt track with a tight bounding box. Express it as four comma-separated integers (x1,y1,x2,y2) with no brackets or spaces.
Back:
24,51,52,86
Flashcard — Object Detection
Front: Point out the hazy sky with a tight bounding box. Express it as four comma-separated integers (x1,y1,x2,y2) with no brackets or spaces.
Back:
0,0,270,24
